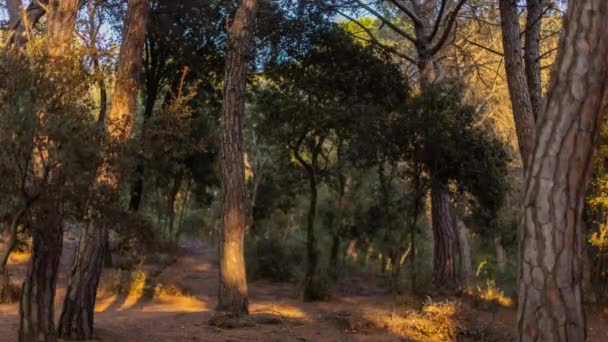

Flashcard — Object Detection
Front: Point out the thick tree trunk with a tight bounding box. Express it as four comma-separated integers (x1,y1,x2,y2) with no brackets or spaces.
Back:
303,175,319,301
517,1,608,340
499,0,536,170
57,225,108,340
46,0,81,58
18,209,63,342
58,0,149,339
216,0,257,317
430,181,456,290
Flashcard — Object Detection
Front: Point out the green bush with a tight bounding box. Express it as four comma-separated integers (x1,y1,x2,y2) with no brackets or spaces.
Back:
246,233,303,283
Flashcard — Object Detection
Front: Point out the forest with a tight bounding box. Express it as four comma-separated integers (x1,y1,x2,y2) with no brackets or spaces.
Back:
0,0,607,341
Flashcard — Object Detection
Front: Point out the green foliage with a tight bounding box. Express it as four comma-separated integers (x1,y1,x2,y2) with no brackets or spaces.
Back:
246,232,303,283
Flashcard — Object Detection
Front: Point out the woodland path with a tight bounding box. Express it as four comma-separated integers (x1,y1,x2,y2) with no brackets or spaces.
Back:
0,232,607,341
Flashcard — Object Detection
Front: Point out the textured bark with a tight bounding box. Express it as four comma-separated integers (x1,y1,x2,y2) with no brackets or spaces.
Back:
499,0,536,170
46,0,81,58
524,0,545,119
57,225,108,340
431,182,456,290
58,0,149,339
18,206,63,342
517,1,608,340
216,0,258,316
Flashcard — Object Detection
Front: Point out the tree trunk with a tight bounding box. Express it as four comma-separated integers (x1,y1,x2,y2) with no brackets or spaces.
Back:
57,224,108,340
524,0,545,120
8,0,47,47
0,208,27,302
494,234,507,273
6,0,22,27
18,208,63,342
58,0,149,338
19,1,80,339
167,170,184,242
303,174,320,301
430,181,456,290
46,0,81,58
499,0,536,170
215,0,258,317
517,1,608,340
456,220,472,287
329,233,340,280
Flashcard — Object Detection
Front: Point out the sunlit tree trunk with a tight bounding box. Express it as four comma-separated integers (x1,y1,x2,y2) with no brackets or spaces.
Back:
58,0,149,339
517,1,608,340
216,0,258,317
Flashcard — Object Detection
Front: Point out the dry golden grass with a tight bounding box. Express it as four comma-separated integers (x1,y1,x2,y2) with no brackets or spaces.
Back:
7,250,31,265
352,298,460,341
475,280,513,308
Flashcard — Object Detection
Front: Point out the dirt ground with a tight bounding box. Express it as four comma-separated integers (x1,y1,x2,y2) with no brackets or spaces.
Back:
1,235,607,342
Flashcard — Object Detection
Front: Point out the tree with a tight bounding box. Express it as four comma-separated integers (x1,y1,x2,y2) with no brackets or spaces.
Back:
517,0,608,340
57,0,149,339
214,0,258,318
256,26,407,300
18,2,82,340
345,0,469,291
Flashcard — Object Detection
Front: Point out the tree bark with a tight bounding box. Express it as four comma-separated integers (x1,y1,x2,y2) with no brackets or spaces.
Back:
8,0,47,48
18,206,63,342
456,220,472,287
303,172,319,301
6,0,22,27
499,0,536,170
495,234,507,273
58,0,149,339
0,208,27,302
517,1,608,340
57,224,108,340
216,0,258,317
18,1,80,339
524,0,545,120
46,0,81,58
431,181,457,290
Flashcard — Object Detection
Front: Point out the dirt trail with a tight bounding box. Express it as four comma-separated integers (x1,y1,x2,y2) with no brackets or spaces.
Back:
1,236,607,341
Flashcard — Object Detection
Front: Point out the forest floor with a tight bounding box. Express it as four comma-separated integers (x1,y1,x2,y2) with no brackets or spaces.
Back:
1,234,608,342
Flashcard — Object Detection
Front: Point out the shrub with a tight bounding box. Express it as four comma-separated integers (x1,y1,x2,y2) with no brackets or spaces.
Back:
246,233,303,283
